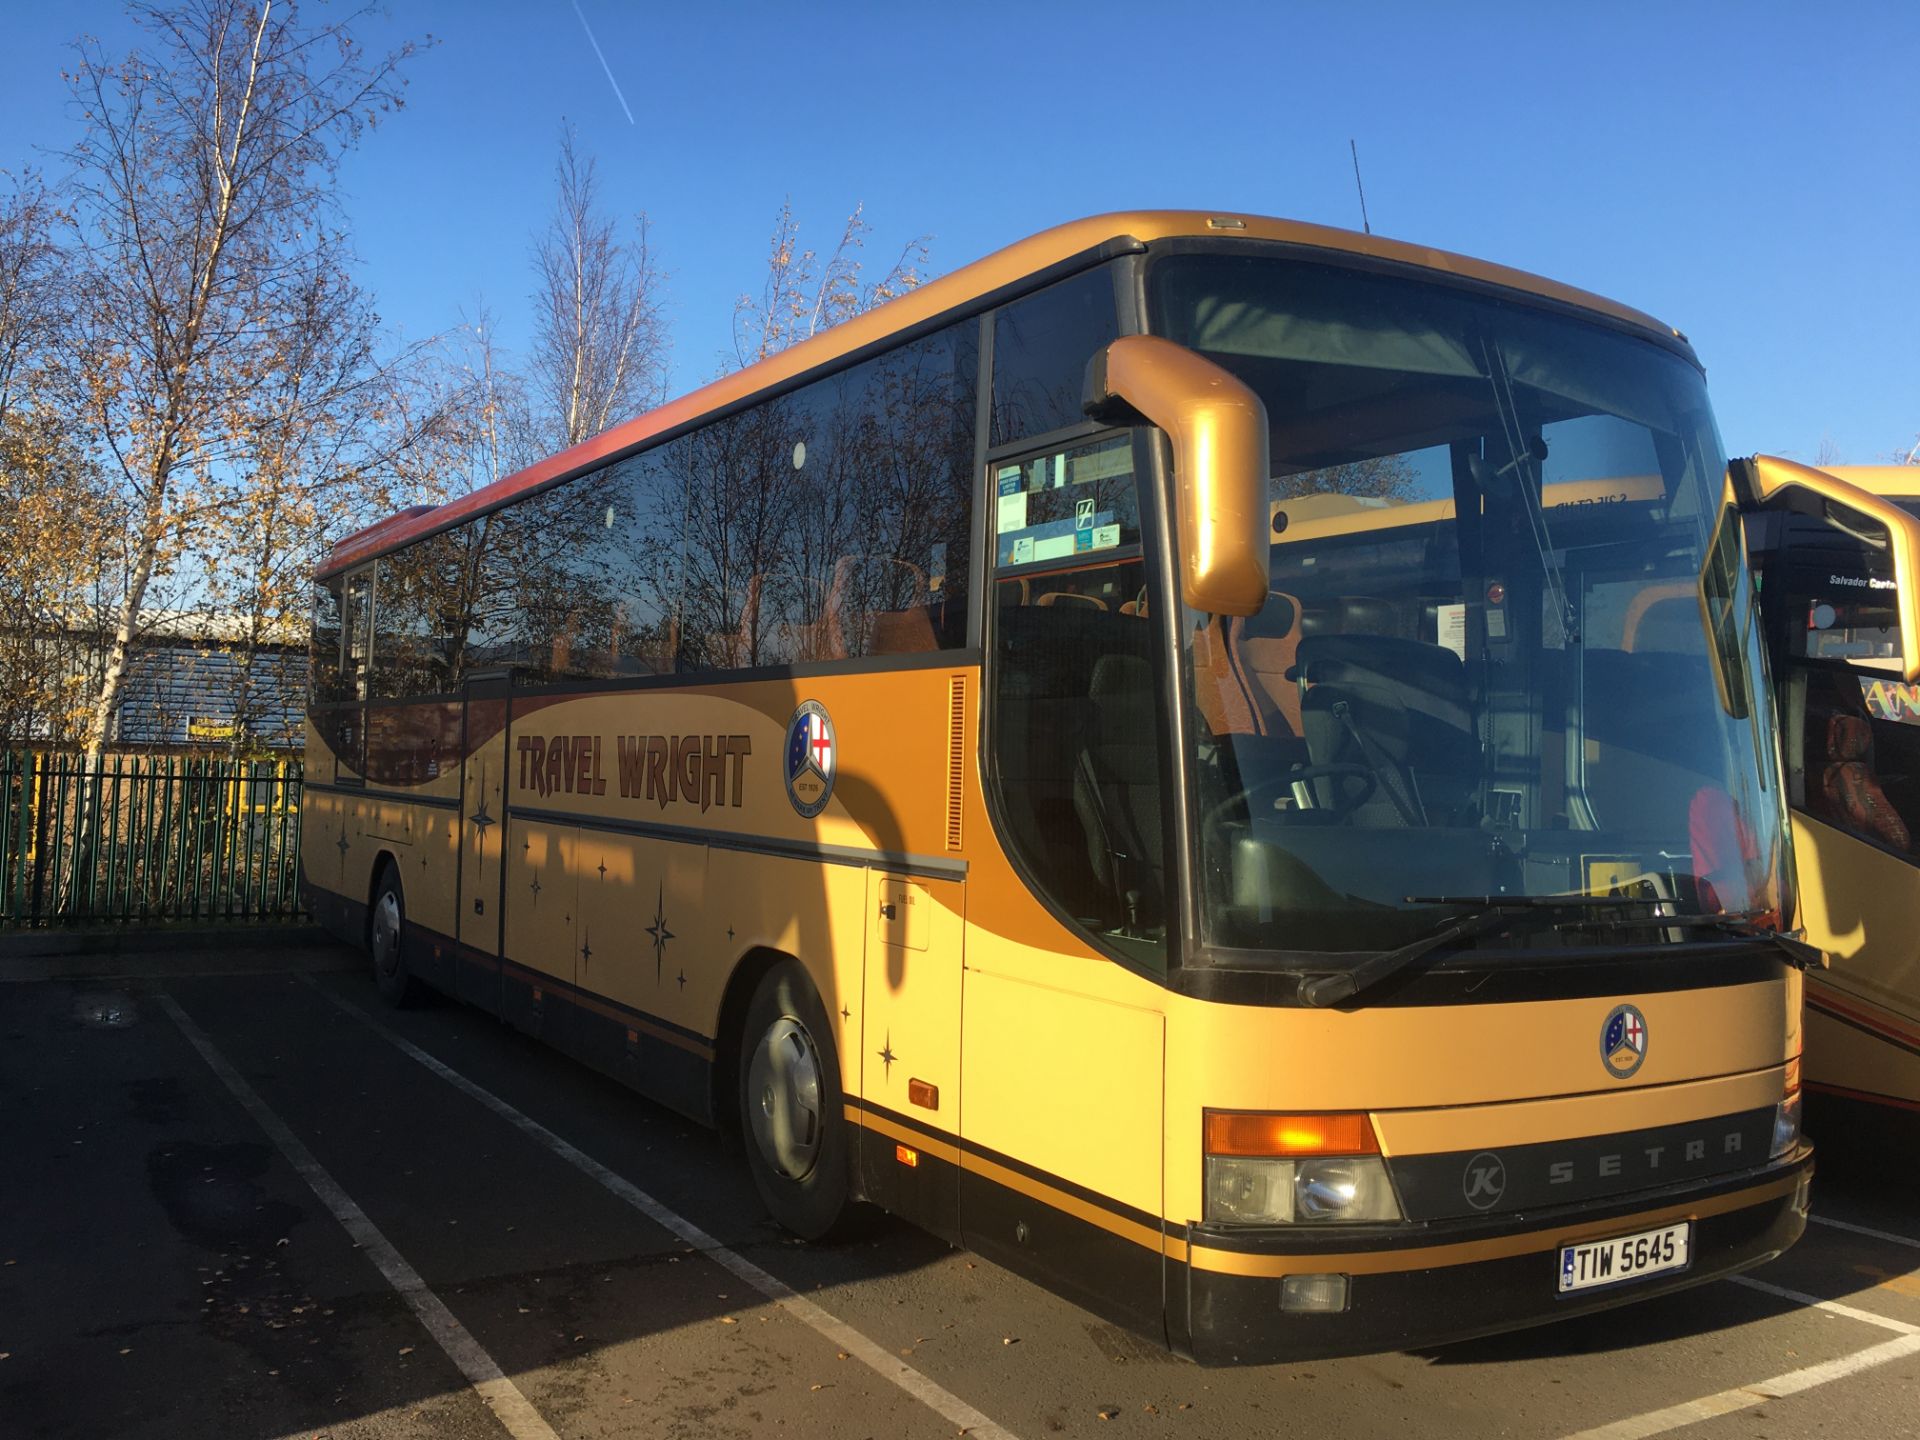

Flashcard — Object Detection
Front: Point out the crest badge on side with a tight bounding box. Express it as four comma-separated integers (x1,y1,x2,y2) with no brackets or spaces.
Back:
784,701,836,818
1600,1003,1649,1079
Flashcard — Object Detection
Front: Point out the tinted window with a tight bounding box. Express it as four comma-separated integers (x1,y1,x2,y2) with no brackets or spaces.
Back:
671,320,978,670
310,580,344,703
367,318,978,692
989,435,1166,971
372,534,464,699
342,569,373,702
991,269,1118,446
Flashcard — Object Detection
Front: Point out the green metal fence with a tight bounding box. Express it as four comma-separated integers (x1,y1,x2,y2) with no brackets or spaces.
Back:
0,752,304,927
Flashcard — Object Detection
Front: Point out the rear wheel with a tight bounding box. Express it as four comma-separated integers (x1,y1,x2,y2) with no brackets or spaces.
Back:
368,862,422,1007
738,960,852,1239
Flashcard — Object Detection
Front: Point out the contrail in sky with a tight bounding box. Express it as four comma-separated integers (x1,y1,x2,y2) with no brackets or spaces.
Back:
570,0,636,125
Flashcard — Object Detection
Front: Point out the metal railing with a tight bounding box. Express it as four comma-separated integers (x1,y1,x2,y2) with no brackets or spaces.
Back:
0,752,303,927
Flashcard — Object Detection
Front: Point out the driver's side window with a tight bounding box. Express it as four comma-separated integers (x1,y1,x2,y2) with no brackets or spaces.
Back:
987,434,1168,968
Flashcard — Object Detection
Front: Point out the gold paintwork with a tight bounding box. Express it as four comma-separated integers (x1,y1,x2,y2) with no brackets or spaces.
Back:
1791,812,1920,1107
1747,454,1920,681
1097,335,1272,616
306,643,1801,1304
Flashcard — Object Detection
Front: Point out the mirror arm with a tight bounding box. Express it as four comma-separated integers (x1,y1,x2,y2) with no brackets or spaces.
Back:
1084,335,1271,617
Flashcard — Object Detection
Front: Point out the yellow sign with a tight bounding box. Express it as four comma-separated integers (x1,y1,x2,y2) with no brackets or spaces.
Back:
1584,857,1662,900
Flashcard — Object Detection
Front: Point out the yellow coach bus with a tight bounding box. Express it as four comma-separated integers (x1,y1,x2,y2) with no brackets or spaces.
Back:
1745,464,1920,1112
303,211,1887,1362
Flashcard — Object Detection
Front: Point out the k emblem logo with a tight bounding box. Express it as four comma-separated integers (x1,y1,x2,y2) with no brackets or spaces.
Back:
1462,1151,1507,1211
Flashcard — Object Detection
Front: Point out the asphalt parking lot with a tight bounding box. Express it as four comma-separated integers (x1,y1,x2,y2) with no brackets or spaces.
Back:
3,940,1917,1440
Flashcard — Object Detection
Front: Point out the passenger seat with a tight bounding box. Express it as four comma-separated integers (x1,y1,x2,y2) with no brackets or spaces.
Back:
1808,667,1911,851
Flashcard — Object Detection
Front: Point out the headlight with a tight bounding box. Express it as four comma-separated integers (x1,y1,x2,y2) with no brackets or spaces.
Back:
1769,1057,1803,1160
1770,1088,1803,1160
1203,1111,1404,1224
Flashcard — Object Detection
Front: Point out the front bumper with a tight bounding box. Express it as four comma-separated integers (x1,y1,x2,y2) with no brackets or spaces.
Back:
1179,1144,1813,1364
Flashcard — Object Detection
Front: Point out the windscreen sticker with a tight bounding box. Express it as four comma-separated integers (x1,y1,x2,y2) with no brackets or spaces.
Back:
997,490,1028,534
998,509,1117,566
1436,602,1467,660
1068,441,1132,484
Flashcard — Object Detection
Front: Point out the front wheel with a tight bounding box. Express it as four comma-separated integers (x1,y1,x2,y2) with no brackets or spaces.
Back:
738,960,852,1239
368,861,422,1008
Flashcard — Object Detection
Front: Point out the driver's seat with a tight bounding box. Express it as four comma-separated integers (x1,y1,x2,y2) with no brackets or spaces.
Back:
1296,635,1475,825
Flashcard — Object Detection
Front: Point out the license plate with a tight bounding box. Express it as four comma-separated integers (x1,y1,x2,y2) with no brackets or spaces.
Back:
1558,1221,1691,1293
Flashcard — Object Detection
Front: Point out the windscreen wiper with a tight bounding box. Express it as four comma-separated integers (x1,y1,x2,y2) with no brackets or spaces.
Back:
1553,909,1825,969
1298,894,1651,1009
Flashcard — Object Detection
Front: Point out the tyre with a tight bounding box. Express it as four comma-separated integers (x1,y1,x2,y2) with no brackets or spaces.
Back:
738,959,852,1239
368,861,422,1008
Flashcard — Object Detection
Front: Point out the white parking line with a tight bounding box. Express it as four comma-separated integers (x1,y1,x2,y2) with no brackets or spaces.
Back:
1556,1271,1920,1440
1812,1213,1920,1251
1556,1331,1920,1440
303,977,1023,1440
155,992,560,1440
1730,1274,1920,1335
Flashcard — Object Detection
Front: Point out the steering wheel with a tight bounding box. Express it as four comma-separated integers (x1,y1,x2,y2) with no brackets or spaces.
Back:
1203,763,1377,829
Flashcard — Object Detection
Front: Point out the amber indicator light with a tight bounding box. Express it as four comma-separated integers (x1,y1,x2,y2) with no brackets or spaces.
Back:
895,1145,920,1168
908,1078,939,1111
1205,1110,1380,1157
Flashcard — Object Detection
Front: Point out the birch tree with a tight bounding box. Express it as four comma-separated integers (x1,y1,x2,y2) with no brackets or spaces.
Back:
527,125,668,452
0,172,119,747
732,200,928,367
65,0,420,760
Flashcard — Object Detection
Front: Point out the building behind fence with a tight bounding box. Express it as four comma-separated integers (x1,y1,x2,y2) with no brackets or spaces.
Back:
0,752,304,927
3,610,308,753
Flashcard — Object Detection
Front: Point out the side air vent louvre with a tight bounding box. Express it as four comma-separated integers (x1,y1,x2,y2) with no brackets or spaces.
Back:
946,675,966,852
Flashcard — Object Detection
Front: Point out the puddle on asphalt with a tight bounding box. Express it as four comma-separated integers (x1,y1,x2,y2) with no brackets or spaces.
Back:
73,991,139,1028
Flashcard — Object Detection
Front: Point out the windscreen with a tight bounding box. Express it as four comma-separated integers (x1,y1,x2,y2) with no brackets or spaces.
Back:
1151,253,1790,957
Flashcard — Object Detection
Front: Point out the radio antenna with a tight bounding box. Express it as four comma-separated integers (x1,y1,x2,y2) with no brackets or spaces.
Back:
1349,139,1372,235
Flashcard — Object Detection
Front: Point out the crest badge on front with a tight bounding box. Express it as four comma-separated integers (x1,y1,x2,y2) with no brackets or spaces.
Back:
1600,1003,1649,1079
784,701,836,819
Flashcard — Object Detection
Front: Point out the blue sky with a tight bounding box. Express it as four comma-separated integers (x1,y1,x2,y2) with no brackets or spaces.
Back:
4,1,1915,463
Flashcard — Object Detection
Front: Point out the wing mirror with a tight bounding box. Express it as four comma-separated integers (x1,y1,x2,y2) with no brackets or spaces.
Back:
1733,455,1920,681
1084,336,1271,616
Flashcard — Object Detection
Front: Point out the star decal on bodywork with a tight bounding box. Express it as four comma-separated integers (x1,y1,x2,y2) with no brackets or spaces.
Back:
646,881,675,981
877,1033,896,1079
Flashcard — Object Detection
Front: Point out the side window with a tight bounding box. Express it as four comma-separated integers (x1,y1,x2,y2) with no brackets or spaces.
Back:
1769,535,1918,857
675,319,979,671
310,580,344,703
372,534,462,699
673,395,817,670
829,323,979,658
989,433,1167,970
342,568,373,702
990,268,1119,446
